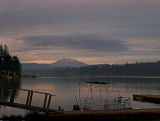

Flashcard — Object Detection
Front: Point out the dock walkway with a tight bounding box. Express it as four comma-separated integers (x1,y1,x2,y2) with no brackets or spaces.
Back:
0,84,56,113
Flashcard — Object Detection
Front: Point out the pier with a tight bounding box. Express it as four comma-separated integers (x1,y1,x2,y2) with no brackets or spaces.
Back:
0,84,56,113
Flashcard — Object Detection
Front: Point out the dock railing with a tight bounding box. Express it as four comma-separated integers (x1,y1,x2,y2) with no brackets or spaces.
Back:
0,83,57,112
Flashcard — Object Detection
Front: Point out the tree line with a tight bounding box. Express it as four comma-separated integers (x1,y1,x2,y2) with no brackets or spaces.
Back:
76,62,160,76
0,44,21,76
28,61,160,77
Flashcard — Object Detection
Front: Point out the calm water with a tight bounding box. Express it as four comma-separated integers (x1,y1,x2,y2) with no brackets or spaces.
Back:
0,76,160,116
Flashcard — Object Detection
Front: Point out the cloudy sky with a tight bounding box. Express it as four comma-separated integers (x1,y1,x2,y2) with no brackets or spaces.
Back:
1,0,160,64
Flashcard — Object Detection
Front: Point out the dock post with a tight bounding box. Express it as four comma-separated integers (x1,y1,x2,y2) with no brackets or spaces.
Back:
28,91,33,106
90,84,94,106
47,94,52,110
43,94,48,109
79,83,81,99
10,89,16,103
26,91,31,106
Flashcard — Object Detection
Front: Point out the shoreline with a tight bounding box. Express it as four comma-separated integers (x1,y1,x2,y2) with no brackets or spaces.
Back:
36,75,160,79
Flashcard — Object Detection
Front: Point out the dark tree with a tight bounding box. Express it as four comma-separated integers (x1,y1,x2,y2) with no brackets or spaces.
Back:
0,44,22,77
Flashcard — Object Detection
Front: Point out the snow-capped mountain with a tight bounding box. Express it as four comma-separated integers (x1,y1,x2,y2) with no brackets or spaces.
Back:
51,58,87,67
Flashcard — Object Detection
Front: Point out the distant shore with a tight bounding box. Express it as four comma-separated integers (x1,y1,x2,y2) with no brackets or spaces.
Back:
22,74,37,78
35,75,160,79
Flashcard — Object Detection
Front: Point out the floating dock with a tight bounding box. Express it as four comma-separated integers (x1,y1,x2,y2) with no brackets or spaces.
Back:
133,94,160,103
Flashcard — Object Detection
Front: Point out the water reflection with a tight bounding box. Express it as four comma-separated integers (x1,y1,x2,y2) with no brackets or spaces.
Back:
0,76,160,116
21,77,160,111
0,78,21,102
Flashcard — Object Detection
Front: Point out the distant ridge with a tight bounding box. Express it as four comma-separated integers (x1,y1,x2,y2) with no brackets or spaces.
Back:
51,58,87,68
22,63,50,70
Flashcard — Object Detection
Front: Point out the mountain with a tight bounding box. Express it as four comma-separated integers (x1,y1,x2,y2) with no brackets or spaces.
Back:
22,58,87,71
51,58,87,68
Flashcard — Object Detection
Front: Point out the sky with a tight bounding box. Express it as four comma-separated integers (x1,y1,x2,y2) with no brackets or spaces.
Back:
0,0,160,64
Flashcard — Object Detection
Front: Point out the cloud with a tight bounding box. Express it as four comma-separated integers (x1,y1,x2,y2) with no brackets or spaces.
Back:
20,34,128,52
1,0,160,63
0,0,160,39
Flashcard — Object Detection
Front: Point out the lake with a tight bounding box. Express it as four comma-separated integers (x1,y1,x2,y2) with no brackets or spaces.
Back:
0,76,160,116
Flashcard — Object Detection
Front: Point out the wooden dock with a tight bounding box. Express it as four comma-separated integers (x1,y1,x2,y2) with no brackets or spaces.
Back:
48,108,160,121
0,101,56,112
50,108,160,116
1,109,160,121
133,94,160,103
0,84,56,113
